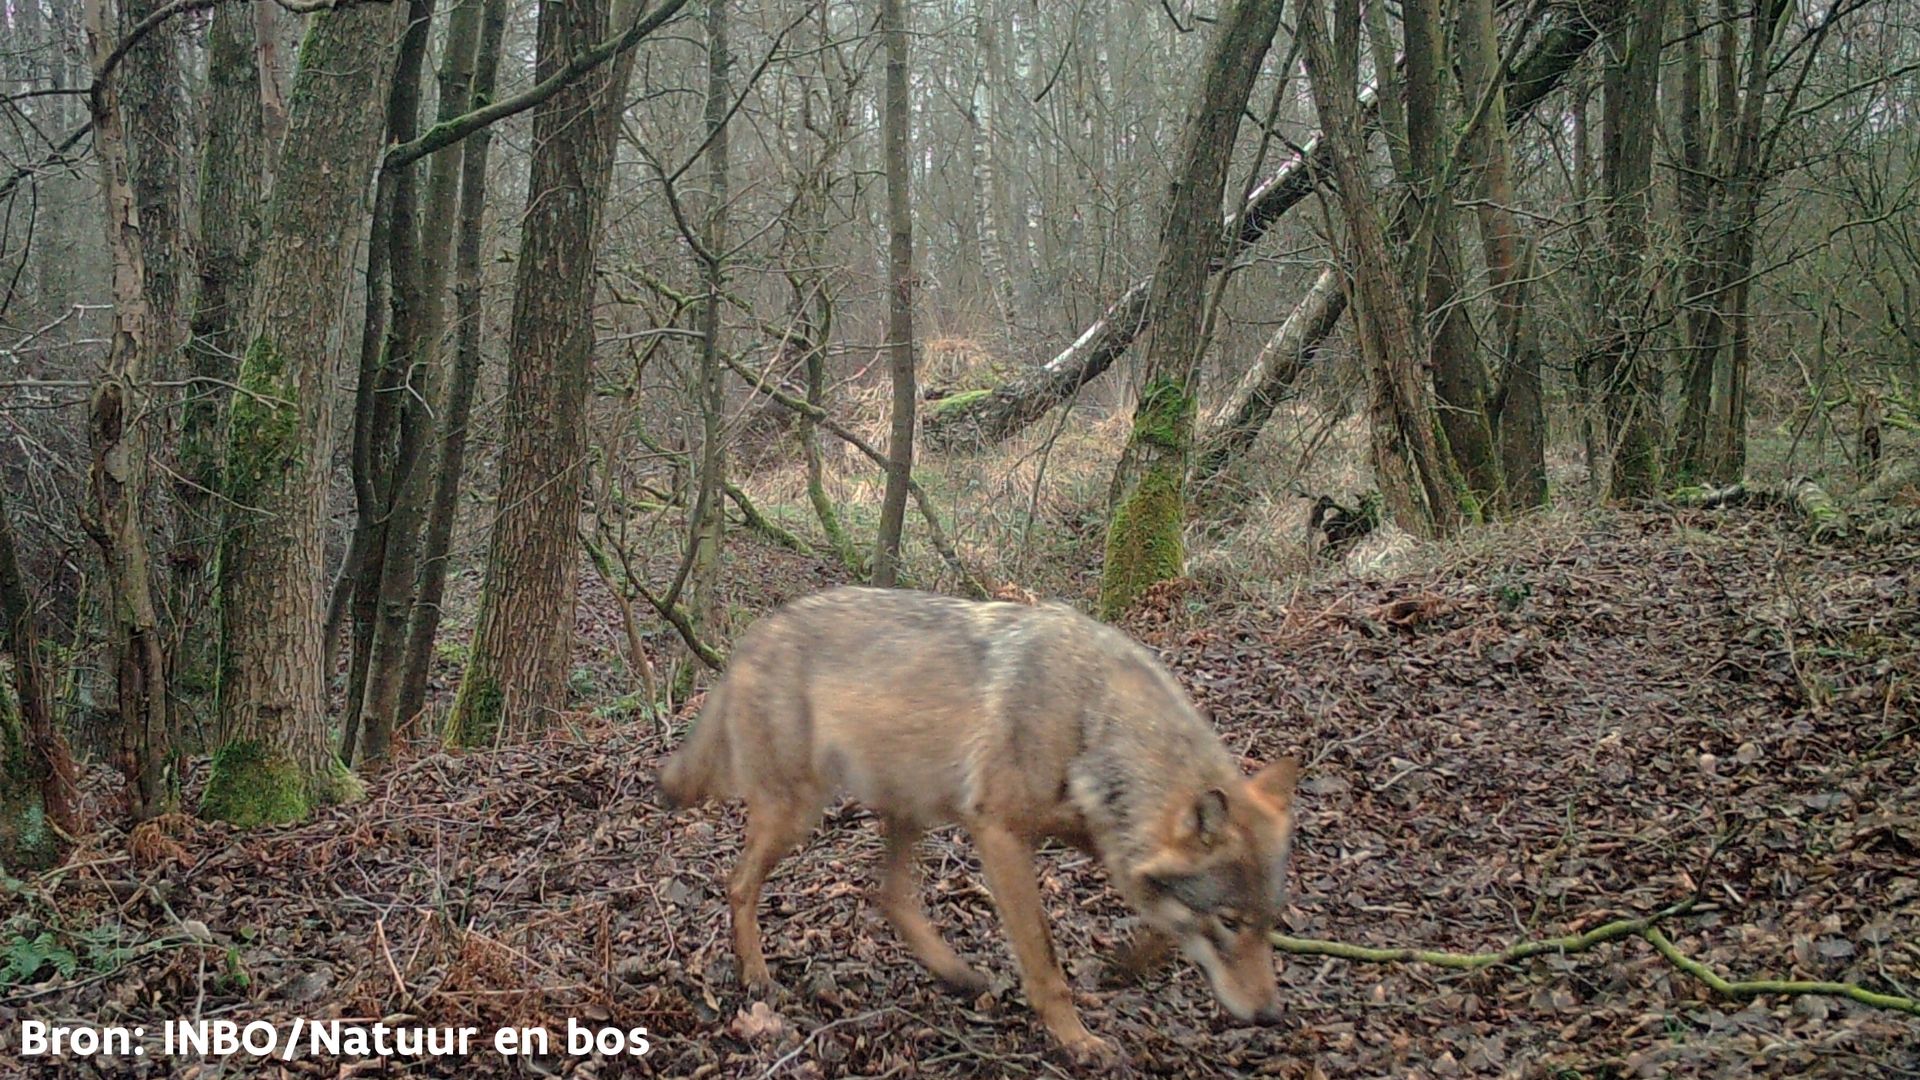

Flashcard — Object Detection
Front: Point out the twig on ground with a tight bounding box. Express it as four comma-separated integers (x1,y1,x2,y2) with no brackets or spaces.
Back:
1271,898,1920,1018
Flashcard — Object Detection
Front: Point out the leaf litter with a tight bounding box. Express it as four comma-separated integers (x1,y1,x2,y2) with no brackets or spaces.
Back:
4,507,1917,1078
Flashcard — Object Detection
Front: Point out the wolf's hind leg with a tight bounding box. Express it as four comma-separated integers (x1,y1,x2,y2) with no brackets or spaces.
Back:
728,795,819,996
968,822,1117,1066
876,819,988,994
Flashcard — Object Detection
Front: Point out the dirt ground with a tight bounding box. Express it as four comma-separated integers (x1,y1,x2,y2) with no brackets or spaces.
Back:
5,506,1917,1078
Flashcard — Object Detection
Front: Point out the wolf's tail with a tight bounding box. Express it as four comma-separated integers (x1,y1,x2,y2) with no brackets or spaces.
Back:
656,680,732,810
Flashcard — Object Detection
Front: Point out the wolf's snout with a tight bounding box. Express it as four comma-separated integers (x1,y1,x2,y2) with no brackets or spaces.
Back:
1252,1003,1284,1026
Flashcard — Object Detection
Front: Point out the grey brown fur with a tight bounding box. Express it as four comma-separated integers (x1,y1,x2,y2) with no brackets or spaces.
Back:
657,586,1300,1065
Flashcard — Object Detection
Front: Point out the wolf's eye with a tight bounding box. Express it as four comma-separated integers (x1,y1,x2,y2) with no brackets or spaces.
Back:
1216,913,1243,935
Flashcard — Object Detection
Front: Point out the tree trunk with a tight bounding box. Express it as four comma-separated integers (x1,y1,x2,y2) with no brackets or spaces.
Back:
1671,0,1719,482
179,6,264,696
1711,0,1798,481
341,0,435,767
447,0,635,745
83,0,171,820
121,0,185,363
398,0,509,730
1597,0,1671,501
1458,0,1546,511
924,0,1627,449
871,0,916,589
1191,263,1347,490
1402,0,1500,509
358,0,476,769
970,7,1018,332
1297,0,1466,537
1097,0,1285,618
1,483,78,871
679,0,731,664
204,1,408,826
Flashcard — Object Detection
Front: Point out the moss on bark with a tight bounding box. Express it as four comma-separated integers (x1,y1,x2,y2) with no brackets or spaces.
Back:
927,388,992,417
445,672,504,749
1100,465,1186,620
199,739,309,827
1098,374,1194,619
222,336,302,510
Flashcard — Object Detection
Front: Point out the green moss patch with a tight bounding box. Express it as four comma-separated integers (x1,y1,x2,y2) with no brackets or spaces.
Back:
1100,466,1186,620
445,672,504,749
200,739,309,827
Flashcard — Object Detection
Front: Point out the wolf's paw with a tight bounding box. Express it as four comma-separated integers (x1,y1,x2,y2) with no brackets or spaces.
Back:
737,961,777,1001
1061,1032,1122,1070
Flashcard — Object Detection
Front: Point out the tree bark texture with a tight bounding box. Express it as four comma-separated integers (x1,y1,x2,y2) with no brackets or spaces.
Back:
83,0,171,820
1597,0,1671,500
206,2,408,826
1097,0,1285,618
399,0,509,729
1458,0,1546,511
1297,0,1467,537
179,5,265,694
448,0,636,745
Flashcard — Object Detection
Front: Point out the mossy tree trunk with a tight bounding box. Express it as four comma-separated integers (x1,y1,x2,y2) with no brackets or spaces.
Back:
83,0,172,819
447,0,637,746
178,6,264,700
2,484,78,871
206,2,408,826
1098,0,1286,619
399,0,509,730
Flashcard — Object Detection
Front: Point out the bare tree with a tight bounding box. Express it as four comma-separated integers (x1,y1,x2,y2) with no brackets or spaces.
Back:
1596,0,1672,500
448,0,673,744
82,0,171,819
1097,0,1286,617
871,0,916,589
1297,0,1467,535
398,0,511,729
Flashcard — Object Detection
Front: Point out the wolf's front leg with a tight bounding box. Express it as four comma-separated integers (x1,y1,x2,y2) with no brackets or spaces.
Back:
969,822,1120,1067
728,798,817,996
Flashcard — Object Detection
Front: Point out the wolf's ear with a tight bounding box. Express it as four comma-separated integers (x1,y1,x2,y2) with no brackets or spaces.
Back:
1191,788,1230,843
1248,757,1300,812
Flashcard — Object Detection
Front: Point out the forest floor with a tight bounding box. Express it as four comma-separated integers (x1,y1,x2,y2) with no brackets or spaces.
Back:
6,504,1919,1079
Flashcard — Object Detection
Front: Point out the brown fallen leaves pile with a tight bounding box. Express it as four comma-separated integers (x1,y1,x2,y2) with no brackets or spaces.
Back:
4,507,1916,1078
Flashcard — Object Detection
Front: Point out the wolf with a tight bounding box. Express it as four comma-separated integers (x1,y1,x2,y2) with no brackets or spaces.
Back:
656,586,1300,1064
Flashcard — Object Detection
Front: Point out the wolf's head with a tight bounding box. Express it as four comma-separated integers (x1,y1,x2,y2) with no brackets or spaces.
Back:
1127,757,1300,1024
